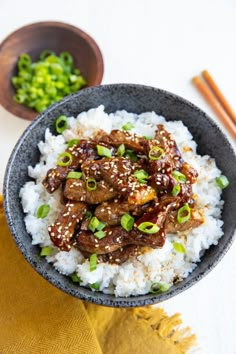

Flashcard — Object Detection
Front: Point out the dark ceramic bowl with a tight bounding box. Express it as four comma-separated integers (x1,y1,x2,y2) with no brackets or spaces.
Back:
0,21,104,120
3,84,236,307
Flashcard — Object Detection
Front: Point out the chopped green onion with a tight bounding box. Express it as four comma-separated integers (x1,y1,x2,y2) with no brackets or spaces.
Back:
57,152,73,167
216,175,229,189
97,222,106,231
134,169,149,184
173,242,186,254
86,178,97,191
55,115,68,133
177,204,191,224
60,51,73,66
143,136,152,140
150,282,170,294
89,216,100,232
18,53,31,70
84,211,93,220
89,254,97,272
122,122,134,131
171,185,181,197
148,146,165,160
39,50,56,60
172,170,187,183
68,139,79,147
12,50,87,113
97,145,112,158
90,282,100,290
70,272,81,283
124,149,138,162
94,230,106,239
66,171,82,179
19,53,31,64
36,204,50,218
40,246,54,256
137,222,160,234
117,144,125,157
121,213,135,232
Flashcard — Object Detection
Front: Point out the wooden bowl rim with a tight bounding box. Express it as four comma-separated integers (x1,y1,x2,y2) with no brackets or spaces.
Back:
0,21,104,121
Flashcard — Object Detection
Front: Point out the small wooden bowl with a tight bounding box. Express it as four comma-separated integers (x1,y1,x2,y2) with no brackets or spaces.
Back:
0,21,104,120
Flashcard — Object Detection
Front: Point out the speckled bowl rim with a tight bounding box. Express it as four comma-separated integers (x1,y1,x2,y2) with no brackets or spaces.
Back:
3,84,236,307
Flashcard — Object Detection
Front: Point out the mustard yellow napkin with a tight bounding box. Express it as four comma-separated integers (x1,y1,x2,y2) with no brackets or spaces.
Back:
0,195,196,354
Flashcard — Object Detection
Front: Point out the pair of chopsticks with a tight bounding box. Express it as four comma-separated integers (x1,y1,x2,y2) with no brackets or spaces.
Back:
192,70,236,140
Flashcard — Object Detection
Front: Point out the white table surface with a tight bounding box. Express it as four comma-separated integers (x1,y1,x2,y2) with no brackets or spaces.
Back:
0,1,236,353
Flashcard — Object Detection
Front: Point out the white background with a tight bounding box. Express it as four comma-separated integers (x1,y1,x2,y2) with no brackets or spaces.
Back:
0,1,236,353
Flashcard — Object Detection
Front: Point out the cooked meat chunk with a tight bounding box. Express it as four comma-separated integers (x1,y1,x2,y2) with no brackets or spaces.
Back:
132,227,166,248
154,124,183,167
180,162,198,184
99,130,145,153
43,140,98,193
95,200,152,226
98,245,142,264
165,208,204,233
135,196,179,231
48,201,87,251
90,157,156,205
64,178,118,204
98,157,134,190
46,123,201,264
127,182,156,205
95,201,130,225
142,125,183,174
75,226,130,254
149,173,173,190
74,225,166,254
81,160,104,181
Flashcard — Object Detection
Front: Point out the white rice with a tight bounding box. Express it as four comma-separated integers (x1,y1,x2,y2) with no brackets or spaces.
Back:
20,105,224,297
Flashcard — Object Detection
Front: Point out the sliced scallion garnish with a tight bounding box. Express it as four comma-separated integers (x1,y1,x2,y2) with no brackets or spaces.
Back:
70,272,81,283
171,184,181,197
40,246,54,256
39,50,56,60
172,170,187,183
88,216,100,232
86,178,97,191
148,146,165,160
137,222,160,234
117,143,125,157
57,152,73,167
124,149,138,162
97,145,112,158
122,122,134,131
134,169,149,184
173,242,186,254
12,51,87,113
94,230,106,239
66,171,82,179
90,282,100,290
150,282,170,294
84,211,93,220
96,222,106,231
55,115,68,133
67,139,79,147
60,51,73,66
177,204,191,224
36,204,50,218
216,175,229,189
89,254,97,272
121,213,134,232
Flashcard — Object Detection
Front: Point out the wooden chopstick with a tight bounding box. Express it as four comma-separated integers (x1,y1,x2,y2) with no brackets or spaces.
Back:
192,76,236,140
202,70,236,125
